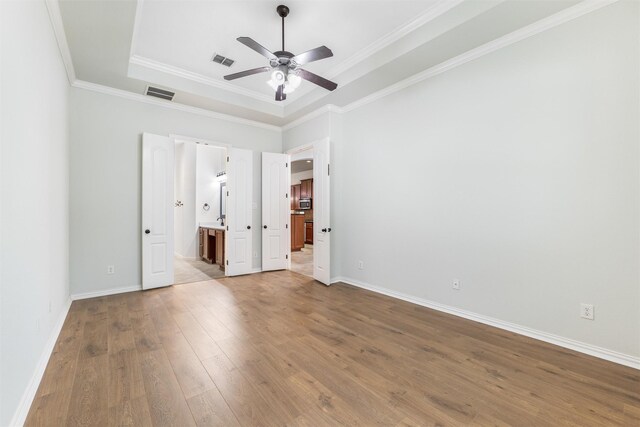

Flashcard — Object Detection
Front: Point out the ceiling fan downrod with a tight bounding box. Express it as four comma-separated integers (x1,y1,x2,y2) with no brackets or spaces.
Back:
277,5,289,52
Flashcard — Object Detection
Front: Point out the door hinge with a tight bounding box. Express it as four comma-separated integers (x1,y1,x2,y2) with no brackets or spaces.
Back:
226,225,229,231
286,162,288,167
226,260,229,265
328,164,330,176
227,191,229,196
227,156,230,162
286,254,289,259
285,193,288,198
286,224,288,229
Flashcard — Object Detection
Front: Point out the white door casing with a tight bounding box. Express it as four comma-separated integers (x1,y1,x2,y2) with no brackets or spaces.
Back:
226,147,253,276
262,152,290,271
142,133,175,290
313,138,331,285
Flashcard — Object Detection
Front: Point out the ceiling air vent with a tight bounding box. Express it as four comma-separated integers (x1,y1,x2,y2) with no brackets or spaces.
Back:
212,54,234,67
145,86,175,101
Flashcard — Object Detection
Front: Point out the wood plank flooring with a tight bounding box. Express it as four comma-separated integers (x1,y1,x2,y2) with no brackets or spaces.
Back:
25,271,640,426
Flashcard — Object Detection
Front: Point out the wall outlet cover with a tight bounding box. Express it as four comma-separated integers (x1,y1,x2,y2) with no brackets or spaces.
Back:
107,265,115,274
580,303,594,320
452,280,461,290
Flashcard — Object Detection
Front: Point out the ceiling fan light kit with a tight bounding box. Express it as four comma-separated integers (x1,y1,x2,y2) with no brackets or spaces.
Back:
224,4,338,101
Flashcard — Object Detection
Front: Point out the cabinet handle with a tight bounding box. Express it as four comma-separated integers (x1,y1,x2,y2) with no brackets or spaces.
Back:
247,225,251,230
144,229,150,234
321,228,327,232
263,225,267,229
328,228,332,232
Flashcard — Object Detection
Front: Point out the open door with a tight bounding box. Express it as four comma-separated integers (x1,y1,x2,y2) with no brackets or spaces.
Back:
226,147,253,276
142,133,174,290
313,138,331,285
262,152,290,271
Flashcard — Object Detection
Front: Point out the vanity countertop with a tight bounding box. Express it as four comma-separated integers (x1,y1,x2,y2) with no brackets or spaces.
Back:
199,222,225,230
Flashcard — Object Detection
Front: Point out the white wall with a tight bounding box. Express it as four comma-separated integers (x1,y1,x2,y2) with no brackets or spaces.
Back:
196,144,226,225
69,88,281,296
334,2,639,359
1,1,70,425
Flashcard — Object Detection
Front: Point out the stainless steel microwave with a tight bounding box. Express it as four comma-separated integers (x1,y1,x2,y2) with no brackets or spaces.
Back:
299,199,312,210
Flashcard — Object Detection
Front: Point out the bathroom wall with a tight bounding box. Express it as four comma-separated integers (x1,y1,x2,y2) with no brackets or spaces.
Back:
195,144,226,225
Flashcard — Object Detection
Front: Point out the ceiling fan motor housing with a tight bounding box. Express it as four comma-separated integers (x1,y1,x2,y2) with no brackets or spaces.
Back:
277,5,290,18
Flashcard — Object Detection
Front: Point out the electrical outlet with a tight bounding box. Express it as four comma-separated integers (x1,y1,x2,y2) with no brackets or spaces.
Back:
580,303,594,320
452,280,461,290
107,265,115,274
358,260,364,270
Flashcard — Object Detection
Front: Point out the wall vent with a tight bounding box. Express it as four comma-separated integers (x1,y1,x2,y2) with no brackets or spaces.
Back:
145,86,175,101
212,54,234,67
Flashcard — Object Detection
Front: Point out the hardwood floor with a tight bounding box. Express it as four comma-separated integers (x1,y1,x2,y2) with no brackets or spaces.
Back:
26,271,639,426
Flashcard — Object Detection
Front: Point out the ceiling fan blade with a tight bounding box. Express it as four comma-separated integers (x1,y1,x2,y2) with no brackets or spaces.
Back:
297,69,338,91
224,66,271,81
291,46,333,66
275,85,286,101
237,37,278,61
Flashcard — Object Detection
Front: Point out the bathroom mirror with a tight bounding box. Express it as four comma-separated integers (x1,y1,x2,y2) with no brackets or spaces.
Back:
220,181,226,220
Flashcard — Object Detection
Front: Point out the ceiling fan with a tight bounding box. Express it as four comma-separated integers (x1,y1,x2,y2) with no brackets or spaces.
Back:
224,4,338,101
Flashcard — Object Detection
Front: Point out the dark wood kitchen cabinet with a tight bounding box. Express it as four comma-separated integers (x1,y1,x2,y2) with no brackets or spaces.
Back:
300,179,313,199
291,214,305,251
291,184,301,210
305,222,313,244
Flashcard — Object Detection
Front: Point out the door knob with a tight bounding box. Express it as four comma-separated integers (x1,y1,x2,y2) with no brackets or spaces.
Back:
144,229,150,234
321,228,327,232
247,225,251,230
263,225,267,229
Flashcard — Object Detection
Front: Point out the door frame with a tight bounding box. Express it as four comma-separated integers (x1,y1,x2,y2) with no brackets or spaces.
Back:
169,134,231,279
285,138,330,280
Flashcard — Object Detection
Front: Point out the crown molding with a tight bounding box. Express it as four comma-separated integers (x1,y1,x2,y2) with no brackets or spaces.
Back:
281,104,343,131
48,0,618,135
71,80,282,132
129,54,282,107
45,0,76,84
281,0,619,131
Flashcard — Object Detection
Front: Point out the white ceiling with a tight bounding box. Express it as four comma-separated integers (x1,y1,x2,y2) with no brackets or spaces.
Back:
132,1,439,101
58,0,584,126
291,159,313,173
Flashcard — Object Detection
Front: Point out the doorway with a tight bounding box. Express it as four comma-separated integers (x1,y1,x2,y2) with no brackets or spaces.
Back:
290,155,314,278
142,133,255,290
173,139,228,284
261,138,331,285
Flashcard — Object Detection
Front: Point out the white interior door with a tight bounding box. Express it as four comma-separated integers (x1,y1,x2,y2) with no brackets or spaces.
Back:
313,138,331,285
226,147,253,276
261,152,290,271
142,133,174,290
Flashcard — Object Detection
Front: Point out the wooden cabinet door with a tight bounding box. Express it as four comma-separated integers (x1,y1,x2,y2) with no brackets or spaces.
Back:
199,228,205,258
291,184,301,210
215,230,225,268
291,215,305,251
300,179,312,199
305,222,313,244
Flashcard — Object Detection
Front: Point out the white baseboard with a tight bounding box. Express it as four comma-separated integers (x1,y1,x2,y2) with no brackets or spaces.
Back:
9,298,72,427
331,276,640,370
70,285,142,301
